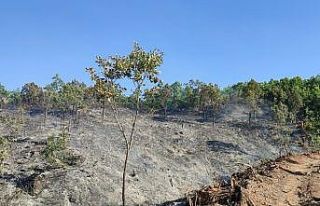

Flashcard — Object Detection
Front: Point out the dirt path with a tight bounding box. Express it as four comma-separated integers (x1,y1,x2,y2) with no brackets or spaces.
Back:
184,152,320,206
242,152,320,206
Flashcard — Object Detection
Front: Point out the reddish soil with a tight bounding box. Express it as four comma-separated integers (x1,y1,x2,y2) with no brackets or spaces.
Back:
187,152,320,206
241,152,320,206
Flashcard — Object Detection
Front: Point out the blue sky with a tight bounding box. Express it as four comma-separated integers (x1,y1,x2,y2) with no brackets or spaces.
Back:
1,0,320,90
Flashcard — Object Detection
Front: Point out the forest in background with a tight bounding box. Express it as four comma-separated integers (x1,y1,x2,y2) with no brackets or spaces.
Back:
0,44,319,151
0,72,319,148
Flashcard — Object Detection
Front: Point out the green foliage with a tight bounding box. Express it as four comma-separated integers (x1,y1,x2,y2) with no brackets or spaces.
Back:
42,128,83,167
43,133,67,157
242,79,261,110
60,80,87,112
310,135,320,149
0,83,9,109
87,43,162,101
0,112,25,138
143,87,161,112
86,42,164,143
43,74,65,112
305,107,320,148
87,43,163,206
263,77,305,123
143,80,225,120
8,90,22,109
42,131,71,166
152,83,172,118
47,74,65,93
231,82,245,97
241,79,262,125
0,44,318,151
43,75,88,115
262,76,320,146
272,102,288,125
21,82,43,110
168,82,184,110
198,83,223,121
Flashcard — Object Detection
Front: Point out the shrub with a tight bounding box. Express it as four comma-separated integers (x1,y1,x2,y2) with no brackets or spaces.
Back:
42,131,82,167
42,131,68,166
0,113,25,138
310,135,320,150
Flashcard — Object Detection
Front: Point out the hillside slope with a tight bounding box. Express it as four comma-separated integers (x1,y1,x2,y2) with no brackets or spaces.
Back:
0,104,303,205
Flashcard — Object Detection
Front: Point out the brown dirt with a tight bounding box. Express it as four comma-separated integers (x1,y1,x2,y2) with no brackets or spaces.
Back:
243,152,320,206
186,152,320,206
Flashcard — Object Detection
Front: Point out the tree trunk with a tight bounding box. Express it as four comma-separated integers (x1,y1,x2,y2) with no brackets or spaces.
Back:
44,107,48,126
72,105,76,117
202,110,206,121
68,118,72,135
121,87,141,206
122,144,129,206
213,112,215,128
202,106,208,121
75,108,79,124
101,101,106,120
164,103,168,120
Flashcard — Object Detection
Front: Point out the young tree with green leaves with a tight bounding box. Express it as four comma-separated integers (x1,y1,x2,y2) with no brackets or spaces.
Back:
169,81,184,111
21,82,43,111
242,79,262,126
60,80,87,115
143,86,161,114
0,84,8,109
304,76,320,148
272,102,289,125
87,43,163,206
156,83,172,120
44,74,65,112
287,77,304,123
209,85,224,126
8,90,22,109
199,83,223,125
199,84,213,121
185,80,204,111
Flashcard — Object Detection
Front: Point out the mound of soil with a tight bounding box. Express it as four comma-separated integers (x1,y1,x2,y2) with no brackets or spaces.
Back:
186,152,320,206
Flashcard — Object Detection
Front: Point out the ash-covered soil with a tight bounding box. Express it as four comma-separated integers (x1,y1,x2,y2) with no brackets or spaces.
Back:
0,103,304,205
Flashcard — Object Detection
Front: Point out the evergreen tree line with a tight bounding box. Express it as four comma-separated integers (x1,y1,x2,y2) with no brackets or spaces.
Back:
0,74,319,145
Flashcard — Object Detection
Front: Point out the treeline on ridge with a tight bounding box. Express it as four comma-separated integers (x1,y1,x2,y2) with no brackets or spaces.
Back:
0,74,319,147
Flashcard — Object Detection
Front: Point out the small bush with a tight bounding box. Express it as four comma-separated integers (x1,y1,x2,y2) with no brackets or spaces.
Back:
43,131,68,166
0,114,25,138
310,135,320,150
42,131,82,166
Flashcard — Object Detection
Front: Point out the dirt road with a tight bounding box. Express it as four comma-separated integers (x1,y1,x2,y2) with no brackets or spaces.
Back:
242,152,320,206
186,152,320,206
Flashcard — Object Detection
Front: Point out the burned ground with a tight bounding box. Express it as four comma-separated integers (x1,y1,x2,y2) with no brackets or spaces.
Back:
0,103,307,205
